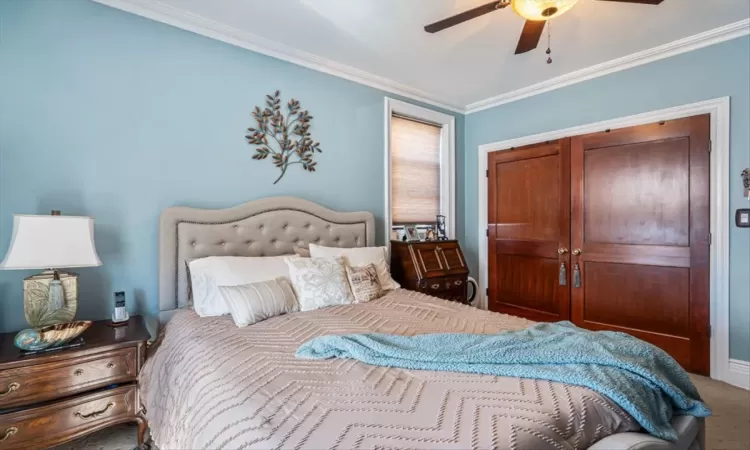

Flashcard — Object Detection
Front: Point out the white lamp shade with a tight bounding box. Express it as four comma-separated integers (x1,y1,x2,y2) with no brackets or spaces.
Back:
0,215,102,270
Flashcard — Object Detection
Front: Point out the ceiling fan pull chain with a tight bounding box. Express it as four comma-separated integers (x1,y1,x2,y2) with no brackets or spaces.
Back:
546,21,552,64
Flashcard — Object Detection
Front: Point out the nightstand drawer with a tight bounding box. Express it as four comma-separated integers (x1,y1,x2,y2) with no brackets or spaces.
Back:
0,384,136,449
0,348,136,409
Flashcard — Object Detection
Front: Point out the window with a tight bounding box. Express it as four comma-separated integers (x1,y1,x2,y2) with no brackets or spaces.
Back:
385,98,455,242
391,115,441,226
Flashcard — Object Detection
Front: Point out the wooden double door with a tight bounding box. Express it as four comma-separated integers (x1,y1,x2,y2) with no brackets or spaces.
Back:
487,115,710,374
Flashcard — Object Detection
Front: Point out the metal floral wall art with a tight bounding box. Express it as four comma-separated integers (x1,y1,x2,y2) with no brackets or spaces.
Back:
245,91,322,184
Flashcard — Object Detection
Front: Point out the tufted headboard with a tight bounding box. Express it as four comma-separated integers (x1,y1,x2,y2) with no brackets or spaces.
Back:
158,196,375,323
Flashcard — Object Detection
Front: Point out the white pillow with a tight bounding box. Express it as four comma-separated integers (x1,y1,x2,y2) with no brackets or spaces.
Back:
308,244,400,291
285,256,355,311
218,277,299,327
188,256,291,317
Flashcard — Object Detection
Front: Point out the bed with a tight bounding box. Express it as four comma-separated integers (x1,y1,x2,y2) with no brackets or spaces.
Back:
141,196,705,450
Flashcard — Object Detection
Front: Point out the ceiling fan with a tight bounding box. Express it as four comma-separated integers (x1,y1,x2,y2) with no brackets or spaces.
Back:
424,0,664,56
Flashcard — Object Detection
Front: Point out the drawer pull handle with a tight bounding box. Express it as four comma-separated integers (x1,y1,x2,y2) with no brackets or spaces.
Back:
431,284,440,290
75,402,115,420
106,362,115,369
0,427,17,443
0,382,20,397
454,280,463,286
74,369,84,376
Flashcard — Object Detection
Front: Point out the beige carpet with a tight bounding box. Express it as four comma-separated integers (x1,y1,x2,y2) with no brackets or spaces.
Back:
689,374,750,450
55,376,749,450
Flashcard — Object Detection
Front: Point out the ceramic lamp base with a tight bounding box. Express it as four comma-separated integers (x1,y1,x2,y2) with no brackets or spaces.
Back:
23,270,79,328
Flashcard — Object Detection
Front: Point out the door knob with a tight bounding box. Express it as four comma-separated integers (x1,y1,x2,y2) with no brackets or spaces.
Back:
557,248,568,255
572,249,582,256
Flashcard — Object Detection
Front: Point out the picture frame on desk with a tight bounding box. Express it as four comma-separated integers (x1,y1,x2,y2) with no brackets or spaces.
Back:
404,225,420,242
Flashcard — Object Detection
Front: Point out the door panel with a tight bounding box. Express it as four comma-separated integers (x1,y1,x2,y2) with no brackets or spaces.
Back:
570,115,710,374
582,262,690,335
488,140,571,322
490,255,560,316
583,139,690,246
494,154,560,242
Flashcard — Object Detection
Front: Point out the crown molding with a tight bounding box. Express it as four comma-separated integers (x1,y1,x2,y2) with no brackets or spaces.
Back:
465,19,750,114
92,0,465,113
93,0,748,115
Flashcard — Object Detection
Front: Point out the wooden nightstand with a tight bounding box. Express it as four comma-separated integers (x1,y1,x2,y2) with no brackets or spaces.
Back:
390,240,472,304
0,316,150,449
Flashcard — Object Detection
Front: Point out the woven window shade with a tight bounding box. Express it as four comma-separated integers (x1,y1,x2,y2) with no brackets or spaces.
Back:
391,115,441,225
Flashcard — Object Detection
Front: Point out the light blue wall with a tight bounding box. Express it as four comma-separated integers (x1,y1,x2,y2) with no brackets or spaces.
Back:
0,0,463,332
463,36,750,361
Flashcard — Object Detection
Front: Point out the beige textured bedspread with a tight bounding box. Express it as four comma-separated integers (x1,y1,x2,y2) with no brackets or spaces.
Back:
140,290,639,449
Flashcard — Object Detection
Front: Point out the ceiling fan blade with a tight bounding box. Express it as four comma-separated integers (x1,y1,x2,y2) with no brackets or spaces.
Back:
595,0,663,4
515,20,546,54
424,1,507,34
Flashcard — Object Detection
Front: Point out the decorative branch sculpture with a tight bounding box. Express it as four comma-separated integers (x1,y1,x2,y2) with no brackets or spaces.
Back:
245,90,322,184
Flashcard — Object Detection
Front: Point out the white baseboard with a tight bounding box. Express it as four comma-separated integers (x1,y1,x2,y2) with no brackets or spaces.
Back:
726,359,750,390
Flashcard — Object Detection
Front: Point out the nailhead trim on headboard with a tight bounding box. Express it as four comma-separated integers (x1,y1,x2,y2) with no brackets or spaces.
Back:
171,208,370,305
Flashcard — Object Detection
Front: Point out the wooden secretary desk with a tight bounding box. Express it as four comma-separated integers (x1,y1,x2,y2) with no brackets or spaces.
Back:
389,240,471,304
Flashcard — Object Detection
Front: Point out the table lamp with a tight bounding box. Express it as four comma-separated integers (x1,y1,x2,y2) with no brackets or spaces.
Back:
0,211,102,328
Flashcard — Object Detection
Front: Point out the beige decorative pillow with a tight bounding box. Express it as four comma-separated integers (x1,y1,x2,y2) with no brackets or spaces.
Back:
218,277,299,327
308,244,400,291
285,256,355,311
345,264,383,303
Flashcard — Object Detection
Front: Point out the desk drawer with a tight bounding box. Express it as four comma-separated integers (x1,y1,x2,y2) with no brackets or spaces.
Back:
419,276,469,304
0,348,136,409
421,276,466,292
0,385,136,449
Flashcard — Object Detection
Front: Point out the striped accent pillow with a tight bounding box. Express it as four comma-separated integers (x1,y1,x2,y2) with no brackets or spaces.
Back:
218,277,299,327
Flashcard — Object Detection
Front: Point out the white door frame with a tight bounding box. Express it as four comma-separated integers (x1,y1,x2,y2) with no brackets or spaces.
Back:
384,98,456,242
477,97,733,385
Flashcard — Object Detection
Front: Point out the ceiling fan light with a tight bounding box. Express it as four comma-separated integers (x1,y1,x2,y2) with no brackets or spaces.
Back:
511,0,580,21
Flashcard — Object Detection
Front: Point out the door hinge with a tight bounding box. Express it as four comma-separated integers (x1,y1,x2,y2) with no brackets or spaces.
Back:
486,169,489,177
709,140,712,153
485,288,489,296
709,325,712,338
486,228,489,237
708,232,712,245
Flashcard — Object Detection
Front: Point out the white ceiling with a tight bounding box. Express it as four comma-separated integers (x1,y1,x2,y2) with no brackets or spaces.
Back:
99,0,750,111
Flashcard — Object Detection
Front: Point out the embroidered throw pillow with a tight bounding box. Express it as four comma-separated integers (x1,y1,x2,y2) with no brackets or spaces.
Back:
285,256,355,311
345,264,383,303
218,277,299,327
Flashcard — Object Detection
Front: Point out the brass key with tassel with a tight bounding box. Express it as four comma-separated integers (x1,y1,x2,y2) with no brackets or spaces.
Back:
557,248,568,286
572,249,582,288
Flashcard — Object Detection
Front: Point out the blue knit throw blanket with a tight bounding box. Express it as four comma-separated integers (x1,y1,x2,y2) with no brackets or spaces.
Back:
296,321,711,441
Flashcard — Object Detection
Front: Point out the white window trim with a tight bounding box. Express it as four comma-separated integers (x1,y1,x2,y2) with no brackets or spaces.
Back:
476,97,740,388
384,98,456,243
